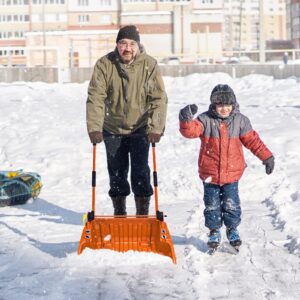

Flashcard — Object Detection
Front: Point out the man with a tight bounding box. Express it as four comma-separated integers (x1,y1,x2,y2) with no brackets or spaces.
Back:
86,25,168,216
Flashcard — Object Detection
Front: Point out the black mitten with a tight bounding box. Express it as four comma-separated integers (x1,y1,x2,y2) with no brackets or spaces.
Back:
88,131,103,144
263,156,275,175
179,104,198,122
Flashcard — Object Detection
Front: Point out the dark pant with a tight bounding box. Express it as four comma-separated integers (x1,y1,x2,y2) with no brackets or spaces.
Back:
203,182,241,230
104,133,153,198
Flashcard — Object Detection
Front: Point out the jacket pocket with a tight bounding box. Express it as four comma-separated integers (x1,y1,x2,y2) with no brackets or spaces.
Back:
200,143,214,168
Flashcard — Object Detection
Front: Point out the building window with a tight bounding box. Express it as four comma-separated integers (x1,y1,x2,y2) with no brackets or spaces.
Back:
78,0,88,5
0,14,30,22
0,49,25,56
0,31,24,39
78,15,89,23
32,0,64,4
123,0,156,2
158,0,190,2
99,0,111,4
100,14,112,24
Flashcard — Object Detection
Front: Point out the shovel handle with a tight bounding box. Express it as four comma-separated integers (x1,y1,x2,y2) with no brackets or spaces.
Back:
92,143,97,213
92,143,159,216
151,143,159,212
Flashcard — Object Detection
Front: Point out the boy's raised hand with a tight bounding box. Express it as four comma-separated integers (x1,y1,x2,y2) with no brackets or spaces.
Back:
263,156,275,174
179,104,198,122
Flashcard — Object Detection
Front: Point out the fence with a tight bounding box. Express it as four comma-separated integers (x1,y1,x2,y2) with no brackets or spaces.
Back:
2,46,300,68
1,64,300,83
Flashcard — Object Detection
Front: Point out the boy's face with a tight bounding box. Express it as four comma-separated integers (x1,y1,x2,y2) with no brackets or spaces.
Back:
215,104,233,118
117,38,139,64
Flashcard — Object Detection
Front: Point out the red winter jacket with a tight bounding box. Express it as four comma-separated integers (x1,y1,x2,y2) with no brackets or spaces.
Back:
179,106,272,185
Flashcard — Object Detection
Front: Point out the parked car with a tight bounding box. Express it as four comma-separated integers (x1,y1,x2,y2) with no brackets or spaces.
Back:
215,57,230,64
195,57,214,64
215,56,255,65
238,56,256,64
227,56,240,64
160,56,180,65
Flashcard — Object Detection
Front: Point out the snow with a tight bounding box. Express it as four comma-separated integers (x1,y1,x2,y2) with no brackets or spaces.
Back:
1,73,300,299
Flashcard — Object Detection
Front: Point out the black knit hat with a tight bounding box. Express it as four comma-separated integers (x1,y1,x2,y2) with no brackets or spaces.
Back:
116,25,140,43
210,84,236,105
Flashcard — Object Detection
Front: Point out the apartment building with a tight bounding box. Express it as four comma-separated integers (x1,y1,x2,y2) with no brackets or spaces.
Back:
286,0,300,48
26,0,119,67
120,0,223,58
223,0,286,51
0,0,67,66
0,0,120,67
0,0,289,67
0,0,223,67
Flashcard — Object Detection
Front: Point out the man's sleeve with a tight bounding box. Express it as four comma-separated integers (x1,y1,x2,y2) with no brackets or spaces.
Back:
86,60,107,133
146,63,168,134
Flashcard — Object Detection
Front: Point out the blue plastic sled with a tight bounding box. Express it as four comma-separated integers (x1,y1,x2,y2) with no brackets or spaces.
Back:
0,170,42,207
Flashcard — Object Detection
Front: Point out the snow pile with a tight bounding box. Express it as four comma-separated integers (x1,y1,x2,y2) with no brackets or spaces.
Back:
0,74,300,299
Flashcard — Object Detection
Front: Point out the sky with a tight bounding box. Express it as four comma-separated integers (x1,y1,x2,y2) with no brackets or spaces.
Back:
0,72,300,299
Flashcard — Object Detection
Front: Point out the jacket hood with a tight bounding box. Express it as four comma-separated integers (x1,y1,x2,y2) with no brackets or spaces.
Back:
210,84,236,105
208,84,239,120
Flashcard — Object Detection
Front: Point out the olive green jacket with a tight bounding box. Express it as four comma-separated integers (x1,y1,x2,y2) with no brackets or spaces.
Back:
86,47,168,135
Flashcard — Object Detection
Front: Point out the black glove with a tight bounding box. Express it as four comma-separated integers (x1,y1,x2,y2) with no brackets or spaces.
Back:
148,133,161,143
263,156,275,175
88,131,103,144
179,104,198,122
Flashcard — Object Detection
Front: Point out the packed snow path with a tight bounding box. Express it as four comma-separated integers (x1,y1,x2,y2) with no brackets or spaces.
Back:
0,74,300,299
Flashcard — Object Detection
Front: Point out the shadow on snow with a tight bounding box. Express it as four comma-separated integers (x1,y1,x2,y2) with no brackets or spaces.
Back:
0,197,83,258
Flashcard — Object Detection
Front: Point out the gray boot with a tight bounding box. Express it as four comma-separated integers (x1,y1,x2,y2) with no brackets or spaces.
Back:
111,196,127,215
135,196,150,215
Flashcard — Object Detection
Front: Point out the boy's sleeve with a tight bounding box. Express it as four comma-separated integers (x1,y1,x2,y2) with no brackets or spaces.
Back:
239,116,272,161
179,119,204,138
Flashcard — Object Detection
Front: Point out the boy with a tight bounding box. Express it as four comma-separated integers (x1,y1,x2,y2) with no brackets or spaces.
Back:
179,84,274,250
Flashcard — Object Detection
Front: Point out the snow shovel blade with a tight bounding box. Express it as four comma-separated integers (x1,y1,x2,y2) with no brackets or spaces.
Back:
77,215,176,263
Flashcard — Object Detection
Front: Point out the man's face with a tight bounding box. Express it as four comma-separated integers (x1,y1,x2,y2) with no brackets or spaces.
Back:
215,104,233,118
117,38,139,64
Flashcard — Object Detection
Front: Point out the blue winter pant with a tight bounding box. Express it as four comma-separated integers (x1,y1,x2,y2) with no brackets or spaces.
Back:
203,182,241,230
104,133,153,198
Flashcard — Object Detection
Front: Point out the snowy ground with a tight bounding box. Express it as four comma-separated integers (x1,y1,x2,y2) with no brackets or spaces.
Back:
0,73,300,299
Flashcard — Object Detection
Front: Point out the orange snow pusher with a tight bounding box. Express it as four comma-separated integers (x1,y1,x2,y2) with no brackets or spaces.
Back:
78,143,176,264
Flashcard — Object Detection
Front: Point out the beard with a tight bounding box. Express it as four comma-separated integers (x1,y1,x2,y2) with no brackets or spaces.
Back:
121,51,134,63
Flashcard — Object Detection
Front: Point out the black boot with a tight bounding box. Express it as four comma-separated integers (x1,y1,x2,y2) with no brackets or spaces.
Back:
111,196,127,216
135,196,150,215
